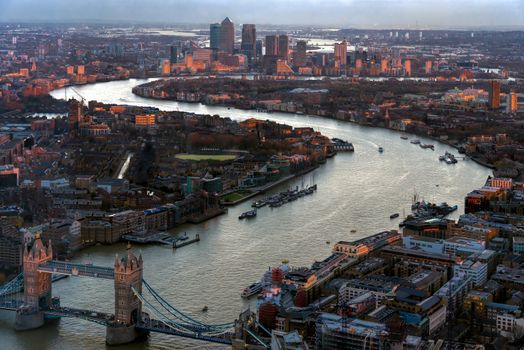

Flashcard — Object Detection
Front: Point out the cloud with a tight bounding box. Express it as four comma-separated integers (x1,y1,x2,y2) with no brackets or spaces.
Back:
0,0,522,29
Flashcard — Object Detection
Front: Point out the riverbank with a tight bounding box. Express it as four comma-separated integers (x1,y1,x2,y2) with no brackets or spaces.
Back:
220,165,320,206
132,85,497,174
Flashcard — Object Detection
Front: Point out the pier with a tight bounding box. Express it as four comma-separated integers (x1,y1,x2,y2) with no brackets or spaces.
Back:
122,231,200,248
332,138,354,152
173,234,200,249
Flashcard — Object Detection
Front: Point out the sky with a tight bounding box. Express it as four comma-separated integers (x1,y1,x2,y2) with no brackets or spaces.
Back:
0,0,523,29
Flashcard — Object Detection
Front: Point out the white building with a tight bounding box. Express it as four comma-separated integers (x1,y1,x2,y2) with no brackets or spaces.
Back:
497,313,524,341
340,277,399,309
453,259,488,286
435,273,474,314
402,235,444,254
444,236,485,256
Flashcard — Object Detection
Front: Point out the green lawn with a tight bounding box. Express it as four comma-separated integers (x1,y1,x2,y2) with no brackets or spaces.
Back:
222,191,250,202
175,154,236,161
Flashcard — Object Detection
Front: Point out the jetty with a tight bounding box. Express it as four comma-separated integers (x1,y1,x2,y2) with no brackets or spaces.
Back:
122,232,200,248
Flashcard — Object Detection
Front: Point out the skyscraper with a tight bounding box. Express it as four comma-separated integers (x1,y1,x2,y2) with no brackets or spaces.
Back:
69,99,82,131
241,24,256,60
334,40,348,66
489,80,501,110
380,58,389,73
293,40,307,67
278,35,289,61
404,59,412,76
255,40,263,59
170,45,178,64
219,17,234,54
210,23,221,51
507,92,518,113
425,60,432,74
265,35,279,57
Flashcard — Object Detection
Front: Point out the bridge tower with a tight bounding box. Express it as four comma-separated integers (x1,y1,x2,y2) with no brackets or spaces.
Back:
106,242,146,345
15,234,53,330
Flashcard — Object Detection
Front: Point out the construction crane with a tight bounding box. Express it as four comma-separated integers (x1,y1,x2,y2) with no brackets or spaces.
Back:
69,86,86,105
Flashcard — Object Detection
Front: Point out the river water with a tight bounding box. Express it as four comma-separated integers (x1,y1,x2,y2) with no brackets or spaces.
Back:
0,79,491,349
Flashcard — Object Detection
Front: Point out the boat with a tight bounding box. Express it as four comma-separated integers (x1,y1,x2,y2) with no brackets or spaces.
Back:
440,151,457,164
202,306,208,312
410,139,420,144
241,282,263,298
326,241,330,244
390,213,400,219
378,146,384,153
400,135,408,140
350,229,357,233
420,143,434,150
239,209,257,219
179,233,189,241
251,200,267,208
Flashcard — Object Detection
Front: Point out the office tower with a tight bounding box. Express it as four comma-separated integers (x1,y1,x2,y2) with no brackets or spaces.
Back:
69,99,82,130
219,17,234,54
293,40,307,67
507,92,518,113
404,59,411,76
489,80,501,109
265,35,279,57
162,59,171,75
312,53,326,67
170,45,178,64
255,40,263,59
278,35,289,61
380,58,389,73
334,40,348,66
425,60,432,74
210,23,221,50
241,24,256,60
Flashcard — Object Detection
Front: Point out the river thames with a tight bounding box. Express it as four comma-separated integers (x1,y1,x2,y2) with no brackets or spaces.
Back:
0,79,492,349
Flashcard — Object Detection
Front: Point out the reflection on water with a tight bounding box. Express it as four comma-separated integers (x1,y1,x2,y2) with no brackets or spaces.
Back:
0,80,492,349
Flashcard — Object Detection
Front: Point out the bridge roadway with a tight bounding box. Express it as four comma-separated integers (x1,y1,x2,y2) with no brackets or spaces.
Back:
0,298,23,311
44,306,114,326
37,261,114,279
136,318,233,345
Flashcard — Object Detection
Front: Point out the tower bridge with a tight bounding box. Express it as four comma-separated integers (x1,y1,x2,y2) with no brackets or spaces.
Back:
0,234,270,348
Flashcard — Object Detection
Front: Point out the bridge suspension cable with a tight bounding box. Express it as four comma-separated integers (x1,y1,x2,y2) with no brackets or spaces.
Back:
131,285,233,337
141,279,235,330
0,273,24,297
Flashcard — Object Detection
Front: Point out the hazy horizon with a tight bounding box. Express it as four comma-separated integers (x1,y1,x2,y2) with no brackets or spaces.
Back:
0,0,523,30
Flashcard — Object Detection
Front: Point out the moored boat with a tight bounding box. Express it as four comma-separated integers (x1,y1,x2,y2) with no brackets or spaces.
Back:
241,282,263,298
239,209,257,219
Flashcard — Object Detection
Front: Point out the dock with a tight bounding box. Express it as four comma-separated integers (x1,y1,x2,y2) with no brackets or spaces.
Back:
122,231,201,249
173,234,200,249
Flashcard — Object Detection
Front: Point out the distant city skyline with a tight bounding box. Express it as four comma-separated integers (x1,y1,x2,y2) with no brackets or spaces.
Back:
0,0,523,30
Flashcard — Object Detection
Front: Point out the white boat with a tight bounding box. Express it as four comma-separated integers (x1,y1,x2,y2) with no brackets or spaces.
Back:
241,282,263,298
410,139,420,144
